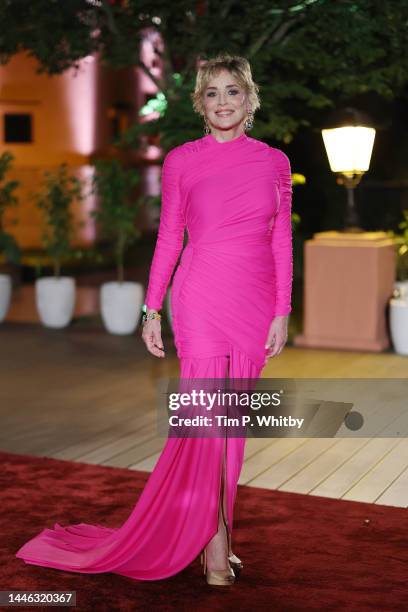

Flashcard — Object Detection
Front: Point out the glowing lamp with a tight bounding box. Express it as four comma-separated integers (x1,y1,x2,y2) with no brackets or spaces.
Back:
321,107,376,232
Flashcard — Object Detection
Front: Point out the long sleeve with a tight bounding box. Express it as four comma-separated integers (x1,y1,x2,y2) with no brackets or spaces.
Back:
270,149,293,316
145,147,186,311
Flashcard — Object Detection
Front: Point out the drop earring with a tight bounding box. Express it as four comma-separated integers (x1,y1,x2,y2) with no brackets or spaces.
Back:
244,109,254,131
203,116,211,135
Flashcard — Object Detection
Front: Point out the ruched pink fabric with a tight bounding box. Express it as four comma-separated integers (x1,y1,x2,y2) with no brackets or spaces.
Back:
15,132,293,581
146,131,293,370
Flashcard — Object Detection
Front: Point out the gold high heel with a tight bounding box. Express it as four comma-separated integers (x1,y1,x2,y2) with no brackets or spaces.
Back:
200,547,236,586
222,509,244,575
228,552,244,574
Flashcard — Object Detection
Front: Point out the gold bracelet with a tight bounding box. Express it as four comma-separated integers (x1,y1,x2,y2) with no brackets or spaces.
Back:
142,311,162,323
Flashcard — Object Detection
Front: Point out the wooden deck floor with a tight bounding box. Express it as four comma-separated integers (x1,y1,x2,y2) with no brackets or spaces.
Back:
1,320,407,508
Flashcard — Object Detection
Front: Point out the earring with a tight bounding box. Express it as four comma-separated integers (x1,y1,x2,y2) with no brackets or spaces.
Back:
203,116,211,135
244,109,254,131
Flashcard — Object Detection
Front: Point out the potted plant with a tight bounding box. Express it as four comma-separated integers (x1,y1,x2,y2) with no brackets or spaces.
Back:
0,152,21,322
90,159,143,335
387,210,408,355
34,163,83,328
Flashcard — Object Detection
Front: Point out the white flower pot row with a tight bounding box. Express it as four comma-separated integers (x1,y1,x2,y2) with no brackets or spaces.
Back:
0,272,152,335
1,271,407,353
3,271,407,350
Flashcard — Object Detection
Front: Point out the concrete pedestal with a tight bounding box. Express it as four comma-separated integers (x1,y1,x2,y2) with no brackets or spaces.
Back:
294,231,396,351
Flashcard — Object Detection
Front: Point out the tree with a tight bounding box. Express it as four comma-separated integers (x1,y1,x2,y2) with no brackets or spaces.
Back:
90,159,142,283
1,0,408,144
34,164,83,278
0,152,20,266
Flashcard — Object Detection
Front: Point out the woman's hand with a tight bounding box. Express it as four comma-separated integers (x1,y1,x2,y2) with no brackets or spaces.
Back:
141,312,165,358
264,315,289,359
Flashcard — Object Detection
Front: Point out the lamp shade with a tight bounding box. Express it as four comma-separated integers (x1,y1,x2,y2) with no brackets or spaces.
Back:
322,126,376,174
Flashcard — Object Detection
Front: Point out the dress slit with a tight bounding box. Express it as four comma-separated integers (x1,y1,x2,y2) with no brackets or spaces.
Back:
222,354,231,548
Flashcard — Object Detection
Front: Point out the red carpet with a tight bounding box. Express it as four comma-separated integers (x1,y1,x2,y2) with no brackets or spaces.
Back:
1,450,407,611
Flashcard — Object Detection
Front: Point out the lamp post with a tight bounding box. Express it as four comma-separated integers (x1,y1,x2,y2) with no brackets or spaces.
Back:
321,107,376,233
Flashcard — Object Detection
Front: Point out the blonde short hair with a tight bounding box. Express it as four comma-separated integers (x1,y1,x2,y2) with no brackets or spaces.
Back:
191,53,260,117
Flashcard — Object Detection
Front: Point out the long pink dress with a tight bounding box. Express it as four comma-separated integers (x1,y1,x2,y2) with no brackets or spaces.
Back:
15,131,293,580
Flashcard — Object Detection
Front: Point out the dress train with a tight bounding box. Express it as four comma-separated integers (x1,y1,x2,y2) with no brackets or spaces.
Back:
16,345,262,581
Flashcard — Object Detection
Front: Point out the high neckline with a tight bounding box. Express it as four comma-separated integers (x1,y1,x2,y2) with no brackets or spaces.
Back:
205,132,248,146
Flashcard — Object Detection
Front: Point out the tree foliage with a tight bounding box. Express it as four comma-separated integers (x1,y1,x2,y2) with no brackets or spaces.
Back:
1,0,408,143
388,209,408,281
34,164,83,277
0,152,20,266
90,159,142,283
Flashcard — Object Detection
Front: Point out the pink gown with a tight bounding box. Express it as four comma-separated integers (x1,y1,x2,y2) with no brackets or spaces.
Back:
15,131,293,581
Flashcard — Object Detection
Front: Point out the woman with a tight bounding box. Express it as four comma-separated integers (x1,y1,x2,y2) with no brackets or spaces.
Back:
15,54,293,587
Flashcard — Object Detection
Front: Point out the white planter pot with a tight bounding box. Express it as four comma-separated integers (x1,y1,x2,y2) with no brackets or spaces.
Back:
394,280,408,299
35,277,76,329
100,281,143,335
0,274,12,322
390,296,408,356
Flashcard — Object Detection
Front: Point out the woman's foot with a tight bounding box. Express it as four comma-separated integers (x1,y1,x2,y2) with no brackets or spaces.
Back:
205,510,231,572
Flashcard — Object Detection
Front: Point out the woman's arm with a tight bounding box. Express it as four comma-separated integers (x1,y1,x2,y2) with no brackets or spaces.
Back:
145,147,186,312
264,150,293,359
270,149,293,317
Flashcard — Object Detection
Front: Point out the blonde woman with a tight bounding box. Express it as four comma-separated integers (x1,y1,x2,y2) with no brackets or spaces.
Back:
16,54,293,588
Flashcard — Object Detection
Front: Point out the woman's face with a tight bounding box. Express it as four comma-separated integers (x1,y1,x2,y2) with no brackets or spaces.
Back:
202,69,248,132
